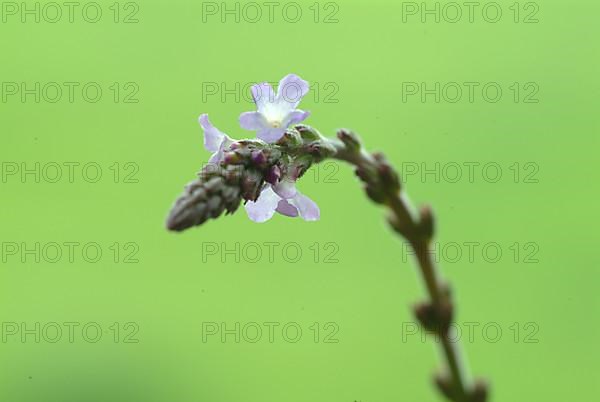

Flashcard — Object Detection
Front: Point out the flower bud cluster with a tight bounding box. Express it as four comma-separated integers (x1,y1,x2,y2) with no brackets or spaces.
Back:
166,128,336,231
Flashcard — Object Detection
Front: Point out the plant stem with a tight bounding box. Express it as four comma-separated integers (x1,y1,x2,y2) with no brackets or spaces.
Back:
327,136,482,402
166,125,488,400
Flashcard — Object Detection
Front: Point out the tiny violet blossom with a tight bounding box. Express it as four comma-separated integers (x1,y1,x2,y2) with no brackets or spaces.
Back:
198,114,233,163
245,170,320,223
239,74,310,143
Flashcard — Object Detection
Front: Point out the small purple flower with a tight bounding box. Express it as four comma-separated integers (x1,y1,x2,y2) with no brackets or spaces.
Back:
199,114,233,163
239,74,311,143
244,174,320,223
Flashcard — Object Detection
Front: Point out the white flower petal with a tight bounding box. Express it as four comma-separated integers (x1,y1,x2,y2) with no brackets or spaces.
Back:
239,111,269,131
277,74,310,108
257,127,286,143
275,199,299,217
282,109,310,128
291,191,320,221
199,114,226,153
273,178,298,199
251,82,276,112
244,186,281,223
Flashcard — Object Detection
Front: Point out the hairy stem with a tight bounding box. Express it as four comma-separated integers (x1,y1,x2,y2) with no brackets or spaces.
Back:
327,136,485,402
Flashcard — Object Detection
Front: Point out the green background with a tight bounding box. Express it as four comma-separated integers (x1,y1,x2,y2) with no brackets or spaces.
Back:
1,0,598,401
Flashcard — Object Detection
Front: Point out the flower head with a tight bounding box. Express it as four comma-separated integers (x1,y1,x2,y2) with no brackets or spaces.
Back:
239,74,310,143
199,114,233,163
168,79,322,229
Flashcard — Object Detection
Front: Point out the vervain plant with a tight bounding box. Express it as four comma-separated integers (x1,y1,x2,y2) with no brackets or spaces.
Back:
166,74,489,402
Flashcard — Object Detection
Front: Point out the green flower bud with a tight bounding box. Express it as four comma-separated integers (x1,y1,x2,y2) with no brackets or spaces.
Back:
294,124,322,141
305,140,336,162
337,129,361,153
277,128,303,147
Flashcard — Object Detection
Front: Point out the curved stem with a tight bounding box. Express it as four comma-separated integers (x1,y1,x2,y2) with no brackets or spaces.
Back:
327,137,476,401
166,126,487,401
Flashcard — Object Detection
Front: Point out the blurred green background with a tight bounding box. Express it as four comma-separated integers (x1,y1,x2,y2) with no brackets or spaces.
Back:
1,0,599,401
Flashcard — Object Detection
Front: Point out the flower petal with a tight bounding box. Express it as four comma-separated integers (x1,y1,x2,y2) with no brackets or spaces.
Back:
276,199,299,217
207,136,231,163
277,74,309,108
282,109,310,128
239,111,269,131
199,114,226,153
291,191,320,221
261,102,294,126
244,186,280,223
273,178,298,199
251,82,276,112
257,127,286,143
